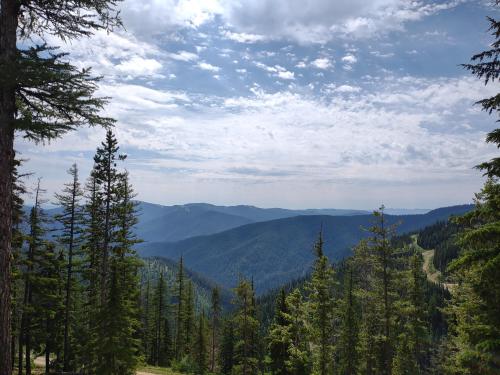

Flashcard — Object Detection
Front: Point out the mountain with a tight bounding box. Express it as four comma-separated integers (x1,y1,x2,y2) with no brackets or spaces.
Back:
137,204,473,294
133,201,369,242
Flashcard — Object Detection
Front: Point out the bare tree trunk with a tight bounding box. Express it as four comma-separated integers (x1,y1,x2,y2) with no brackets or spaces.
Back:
0,0,19,374
63,173,78,371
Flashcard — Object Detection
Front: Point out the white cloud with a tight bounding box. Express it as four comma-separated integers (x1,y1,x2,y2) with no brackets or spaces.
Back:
254,62,295,80
277,70,295,80
219,0,463,44
334,84,361,93
221,30,267,43
116,56,163,77
197,62,221,72
341,54,358,64
169,50,199,61
18,73,496,208
311,57,333,69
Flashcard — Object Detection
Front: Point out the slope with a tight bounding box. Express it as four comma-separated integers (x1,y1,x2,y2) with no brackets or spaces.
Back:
137,204,473,294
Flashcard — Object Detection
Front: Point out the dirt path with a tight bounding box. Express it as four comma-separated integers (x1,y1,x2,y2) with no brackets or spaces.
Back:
422,249,440,283
414,236,455,291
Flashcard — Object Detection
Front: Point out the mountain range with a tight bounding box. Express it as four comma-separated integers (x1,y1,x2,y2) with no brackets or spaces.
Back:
137,204,473,293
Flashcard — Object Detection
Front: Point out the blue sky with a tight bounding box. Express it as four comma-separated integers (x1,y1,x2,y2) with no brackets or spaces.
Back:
18,0,500,209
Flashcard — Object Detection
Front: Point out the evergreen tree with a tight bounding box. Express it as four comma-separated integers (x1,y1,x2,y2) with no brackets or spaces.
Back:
194,312,208,374
0,1,120,370
95,170,141,375
54,163,84,371
220,318,236,375
184,281,196,355
442,4,500,373
283,289,311,375
268,288,291,375
445,178,500,373
305,231,337,375
92,129,125,303
210,287,221,373
337,263,360,375
19,179,48,375
392,252,429,375
175,257,186,359
233,278,260,375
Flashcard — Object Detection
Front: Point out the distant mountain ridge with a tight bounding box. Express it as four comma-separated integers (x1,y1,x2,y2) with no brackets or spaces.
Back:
137,204,473,294
134,201,371,242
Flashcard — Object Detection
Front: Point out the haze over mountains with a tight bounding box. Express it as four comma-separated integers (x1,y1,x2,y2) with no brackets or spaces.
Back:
41,201,470,293
135,202,472,293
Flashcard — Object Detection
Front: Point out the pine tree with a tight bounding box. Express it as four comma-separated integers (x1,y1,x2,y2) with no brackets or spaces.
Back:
95,170,142,375
392,252,429,375
54,163,84,371
19,179,48,375
305,231,337,375
445,178,500,373
210,287,221,373
442,4,500,373
233,278,260,375
80,171,104,371
283,289,311,375
184,281,196,355
92,130,125,303
152,271,167,366
10,157,28,372
194,312,208,374
268,288,291,375
1,2,120,370
337,263,360,375
31,243,65,375
220,318,236,375
175,257,186,359
462,1,500,178
368,207,398,374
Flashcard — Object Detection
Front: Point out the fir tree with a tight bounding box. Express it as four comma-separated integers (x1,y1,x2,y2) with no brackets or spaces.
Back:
54,163,84,371
175,256,186,359
220,318,236,375
268,288,291,375
305,231,337,375
283,289,311,375
233,278,260,375
194,311,208,374
210,287,221,373
337,263,360,375
0,2,120,370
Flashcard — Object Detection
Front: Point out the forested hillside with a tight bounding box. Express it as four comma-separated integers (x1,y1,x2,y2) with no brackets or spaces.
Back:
138,205,472,293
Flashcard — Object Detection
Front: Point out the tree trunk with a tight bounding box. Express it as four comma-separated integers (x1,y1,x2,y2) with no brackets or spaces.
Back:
63,182,77,371
0,0,19,373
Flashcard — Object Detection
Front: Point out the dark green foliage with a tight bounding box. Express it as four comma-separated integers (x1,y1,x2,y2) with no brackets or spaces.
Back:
336,264,360,375
268,289,291,375
305,232,337,375
445,179,500,374
232,278,260,375
54,163,84,371
462,7,500,178
138,205,473,294
220,318,236,375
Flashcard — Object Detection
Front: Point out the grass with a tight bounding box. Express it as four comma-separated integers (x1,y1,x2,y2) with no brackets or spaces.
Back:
136,365,184,375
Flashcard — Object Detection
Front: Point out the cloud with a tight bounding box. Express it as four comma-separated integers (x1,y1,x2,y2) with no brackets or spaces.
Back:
169,50,199,61
311,57,333,69
219,0,463,44
197,62,221,72
220,29,267,43
116,56,163,77
254,62,295,80
341,54,358,64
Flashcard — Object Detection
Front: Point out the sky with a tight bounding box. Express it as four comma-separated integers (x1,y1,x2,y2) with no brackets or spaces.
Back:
17,0,500,209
